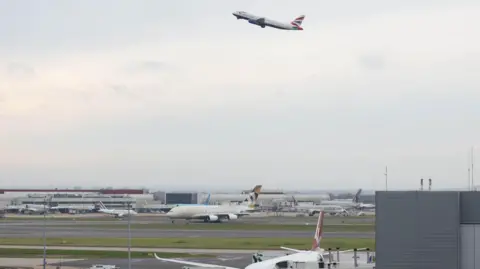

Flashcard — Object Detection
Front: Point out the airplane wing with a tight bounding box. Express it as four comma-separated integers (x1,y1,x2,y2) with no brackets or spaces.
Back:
280,247,303,253
338,247,368,253
256,18,266,25
154,253,239,269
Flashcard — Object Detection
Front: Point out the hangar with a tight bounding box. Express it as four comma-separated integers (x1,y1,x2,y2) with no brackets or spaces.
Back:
375,190,480,269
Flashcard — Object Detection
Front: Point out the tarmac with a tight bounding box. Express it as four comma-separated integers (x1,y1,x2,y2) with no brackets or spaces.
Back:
0,223,374,238
2,212,375,225
0,215,376,268
49,252,376,269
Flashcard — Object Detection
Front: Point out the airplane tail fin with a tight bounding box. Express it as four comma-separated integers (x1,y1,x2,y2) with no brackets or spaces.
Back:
291,15,306,26
292,195,298,206
280,210,324,253
243,185,262,208
204,194,211,205
352,188,362,203
98,201,107,210
311,211,325,251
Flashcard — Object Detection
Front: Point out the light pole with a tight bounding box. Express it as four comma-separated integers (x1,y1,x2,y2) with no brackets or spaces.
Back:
127,201,131,269
43,196,47,269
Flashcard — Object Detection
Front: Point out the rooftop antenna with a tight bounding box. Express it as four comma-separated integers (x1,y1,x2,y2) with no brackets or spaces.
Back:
472,147,475,191
384,166,388,191
468,167,471,191
420,178,424,191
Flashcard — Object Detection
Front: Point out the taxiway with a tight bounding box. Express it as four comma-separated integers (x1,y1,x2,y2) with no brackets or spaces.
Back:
0,223,374,238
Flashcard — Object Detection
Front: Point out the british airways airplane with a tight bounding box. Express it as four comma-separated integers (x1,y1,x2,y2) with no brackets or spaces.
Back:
233,11,306,31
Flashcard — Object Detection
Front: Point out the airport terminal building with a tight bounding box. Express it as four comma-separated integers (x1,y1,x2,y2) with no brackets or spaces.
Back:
9,193,136,209
376,190,480,269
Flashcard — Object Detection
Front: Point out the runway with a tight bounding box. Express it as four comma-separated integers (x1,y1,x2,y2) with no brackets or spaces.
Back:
0,223,374,238
2,213,375,226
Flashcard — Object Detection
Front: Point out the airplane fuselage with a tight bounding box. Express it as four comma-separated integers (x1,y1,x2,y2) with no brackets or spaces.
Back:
246,251,322,269
232,11,303,30
166,204,250,220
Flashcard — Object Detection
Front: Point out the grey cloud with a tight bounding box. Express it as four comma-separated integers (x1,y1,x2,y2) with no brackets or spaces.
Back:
124,60,171,75
110,84,135,97
108,84,141,100
359,54,386,70
5,62,35,77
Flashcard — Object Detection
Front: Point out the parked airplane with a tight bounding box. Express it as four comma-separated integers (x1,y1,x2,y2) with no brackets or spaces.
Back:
155,211,369,268
320,189,363,209
291,197,347,216
232,11,306,31
5,204,50,214
50,204,95,214
97,201,137,218
166,185,262,223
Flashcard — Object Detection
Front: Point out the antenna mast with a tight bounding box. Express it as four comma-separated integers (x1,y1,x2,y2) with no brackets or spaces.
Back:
468,167,471,191
384,166,388,191
472,147,475,191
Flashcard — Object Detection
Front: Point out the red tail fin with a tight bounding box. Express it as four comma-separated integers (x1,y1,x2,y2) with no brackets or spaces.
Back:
311,211,325,250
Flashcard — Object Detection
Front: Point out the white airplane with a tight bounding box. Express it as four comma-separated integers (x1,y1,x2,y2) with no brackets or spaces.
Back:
97,201,137,218
232,11,306,31
321,189,364,209
155,211,370,268
166,185,262,223
50,204,95,211
6,204,50,214
291,197,347,216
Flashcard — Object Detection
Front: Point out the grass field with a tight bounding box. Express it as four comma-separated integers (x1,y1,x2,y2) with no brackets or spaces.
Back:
0,237,375,250
0,248,213,258
51,223,375,232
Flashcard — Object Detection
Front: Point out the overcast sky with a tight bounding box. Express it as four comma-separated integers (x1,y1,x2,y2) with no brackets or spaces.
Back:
0,0,479,191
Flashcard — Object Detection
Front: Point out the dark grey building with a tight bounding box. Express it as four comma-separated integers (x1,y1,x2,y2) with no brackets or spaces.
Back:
165,192,198,204
375,191,480,269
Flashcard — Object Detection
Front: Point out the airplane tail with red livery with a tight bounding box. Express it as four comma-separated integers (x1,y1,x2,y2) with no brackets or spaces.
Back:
280,210,325,253
311,210,325,251
290,15,306,30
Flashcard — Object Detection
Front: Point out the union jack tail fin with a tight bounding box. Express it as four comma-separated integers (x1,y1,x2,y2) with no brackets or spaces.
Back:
311,211,325,250
291,15,306,26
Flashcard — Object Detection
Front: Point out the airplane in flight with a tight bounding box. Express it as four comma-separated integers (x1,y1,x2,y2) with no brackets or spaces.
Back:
166,185,262,223
154,211,371,268
232,11,306,31
97,201,137,218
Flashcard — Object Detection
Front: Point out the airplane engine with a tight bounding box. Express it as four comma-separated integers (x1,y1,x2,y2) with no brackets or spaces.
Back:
207,215,219,222
227,214,238,220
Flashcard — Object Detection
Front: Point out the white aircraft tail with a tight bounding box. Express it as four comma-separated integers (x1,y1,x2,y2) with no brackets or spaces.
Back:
242,185,262,209
291,15,306,26
97,201,107,210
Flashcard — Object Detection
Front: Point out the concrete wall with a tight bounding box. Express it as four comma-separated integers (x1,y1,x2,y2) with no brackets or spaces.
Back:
375,191,460,269
460,192,480,224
